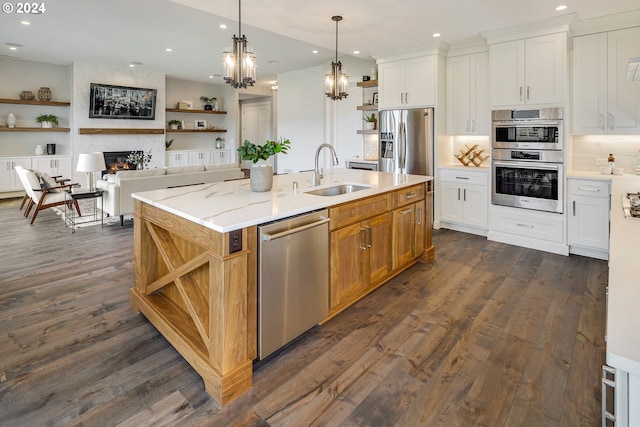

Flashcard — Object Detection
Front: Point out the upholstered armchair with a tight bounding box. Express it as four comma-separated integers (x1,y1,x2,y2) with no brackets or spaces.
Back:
15,166,81,224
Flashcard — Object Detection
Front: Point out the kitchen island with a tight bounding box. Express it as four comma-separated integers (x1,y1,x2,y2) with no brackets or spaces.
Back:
130,169,434,406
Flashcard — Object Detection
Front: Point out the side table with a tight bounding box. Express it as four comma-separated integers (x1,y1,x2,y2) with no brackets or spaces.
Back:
64,188,104,233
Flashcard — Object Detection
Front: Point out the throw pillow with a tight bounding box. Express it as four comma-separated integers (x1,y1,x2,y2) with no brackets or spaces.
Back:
38,172,60,192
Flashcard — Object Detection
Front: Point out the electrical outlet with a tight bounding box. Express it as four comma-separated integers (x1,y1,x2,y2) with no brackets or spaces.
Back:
229,229,242,254
595,158,607,166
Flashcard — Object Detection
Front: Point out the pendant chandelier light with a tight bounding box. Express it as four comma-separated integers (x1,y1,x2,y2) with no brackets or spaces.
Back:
325,15,348,100
223,0,256,89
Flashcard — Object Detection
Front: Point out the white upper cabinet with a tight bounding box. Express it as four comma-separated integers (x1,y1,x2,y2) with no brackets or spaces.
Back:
378,55,436,109
573,27,640,134
490,33,567,107
447,53,489,135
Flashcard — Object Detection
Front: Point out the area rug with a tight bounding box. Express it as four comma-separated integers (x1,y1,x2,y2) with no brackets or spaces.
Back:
53,198,123,229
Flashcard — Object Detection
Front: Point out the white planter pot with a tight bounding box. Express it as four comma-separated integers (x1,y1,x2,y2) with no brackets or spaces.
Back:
41,121,53,128
363,122,375,131
250,163,273,192
7,113,16,128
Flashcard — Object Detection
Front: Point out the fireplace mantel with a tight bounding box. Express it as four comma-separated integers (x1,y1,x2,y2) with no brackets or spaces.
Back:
78,128,165,135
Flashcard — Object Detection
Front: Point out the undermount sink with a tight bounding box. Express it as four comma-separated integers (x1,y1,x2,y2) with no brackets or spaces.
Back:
305,184,371,197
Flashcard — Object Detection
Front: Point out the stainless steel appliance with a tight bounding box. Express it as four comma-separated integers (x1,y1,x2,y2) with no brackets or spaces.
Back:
346,160,378,171
491,107,565,214
492,149,564,213
622,192,640,220
379,108,434,175
257,209,329,360
492,107,564,151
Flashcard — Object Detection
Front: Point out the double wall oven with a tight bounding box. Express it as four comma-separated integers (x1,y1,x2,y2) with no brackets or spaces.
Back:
491,107,564,214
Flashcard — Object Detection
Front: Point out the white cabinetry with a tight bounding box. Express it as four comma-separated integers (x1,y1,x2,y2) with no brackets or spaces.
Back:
32,156,72,179
165,151,189,167
210,149,231,165
447,52,489,135
188,151,211,166
490,33,567,107
0,157,31,192
567,178,610,260
573,27,640,134
378,55,436,109
439,168,488,234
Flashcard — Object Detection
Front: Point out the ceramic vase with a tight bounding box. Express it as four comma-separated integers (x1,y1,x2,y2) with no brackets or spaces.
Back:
364,122,375,130
38,87,52,101
250,162,273,192
41,121,53,128
34,145,44,155
7,113,16,128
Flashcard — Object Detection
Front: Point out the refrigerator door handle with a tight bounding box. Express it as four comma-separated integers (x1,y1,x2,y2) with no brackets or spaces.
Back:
400,122,407,169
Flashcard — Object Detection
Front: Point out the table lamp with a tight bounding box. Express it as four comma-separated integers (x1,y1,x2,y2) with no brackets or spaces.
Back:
76,152,105,191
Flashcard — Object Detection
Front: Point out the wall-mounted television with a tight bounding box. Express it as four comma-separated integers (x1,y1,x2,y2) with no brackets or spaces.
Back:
89,83,157,120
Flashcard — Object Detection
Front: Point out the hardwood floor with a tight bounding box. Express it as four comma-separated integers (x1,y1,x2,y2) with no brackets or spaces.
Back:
0,198,607,426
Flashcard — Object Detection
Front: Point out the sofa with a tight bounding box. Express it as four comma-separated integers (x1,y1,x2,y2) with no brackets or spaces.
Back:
96,164,245,224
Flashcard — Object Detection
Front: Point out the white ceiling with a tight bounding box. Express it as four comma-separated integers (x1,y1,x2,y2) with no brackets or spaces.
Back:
1,0,639,87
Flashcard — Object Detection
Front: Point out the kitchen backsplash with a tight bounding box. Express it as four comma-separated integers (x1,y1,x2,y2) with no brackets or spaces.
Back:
570,135,640,173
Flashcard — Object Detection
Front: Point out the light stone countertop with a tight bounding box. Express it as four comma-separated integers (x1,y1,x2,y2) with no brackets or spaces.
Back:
606,174,640,375
131,168,432,233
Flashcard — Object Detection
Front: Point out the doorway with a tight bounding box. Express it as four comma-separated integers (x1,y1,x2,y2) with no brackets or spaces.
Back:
241,100,272,169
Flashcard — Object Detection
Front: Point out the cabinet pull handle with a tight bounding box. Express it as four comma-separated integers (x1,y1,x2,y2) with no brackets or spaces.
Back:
360,228,367,250
455,176,470,180
577,186,600,192
519,86,523,101
516,223,534,229
367,226,373,249
573,200,576,216
457,188,461,201
526,86,530,101
416,207,422,225
465,120,469,132
608,114,614,130
399,208,412,215
404,192,417,200
471,120,475,132
599,114,606,130
463,188,467,201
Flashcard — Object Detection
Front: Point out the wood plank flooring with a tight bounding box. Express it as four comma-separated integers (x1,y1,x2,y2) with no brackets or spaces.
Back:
0,198,607,426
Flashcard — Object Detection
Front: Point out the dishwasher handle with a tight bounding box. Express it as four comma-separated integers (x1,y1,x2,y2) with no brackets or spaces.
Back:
261,217,330,241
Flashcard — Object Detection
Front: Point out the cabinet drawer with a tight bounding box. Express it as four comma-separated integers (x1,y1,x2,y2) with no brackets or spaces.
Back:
439,169,488,186
568,178,610,198
330,193,392,230
394,184,424,208
491,207,564,243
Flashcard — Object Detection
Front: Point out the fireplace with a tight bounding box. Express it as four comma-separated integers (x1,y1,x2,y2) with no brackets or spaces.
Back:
103,151,142,175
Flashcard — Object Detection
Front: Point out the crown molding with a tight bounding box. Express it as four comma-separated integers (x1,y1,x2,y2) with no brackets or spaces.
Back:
482,13,576,44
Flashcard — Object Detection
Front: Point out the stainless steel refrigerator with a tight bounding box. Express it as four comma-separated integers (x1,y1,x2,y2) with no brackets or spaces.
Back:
378,108,434,176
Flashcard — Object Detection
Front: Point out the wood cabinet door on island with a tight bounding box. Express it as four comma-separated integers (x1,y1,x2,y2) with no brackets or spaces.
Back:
392,200,425,270
330,212,391,310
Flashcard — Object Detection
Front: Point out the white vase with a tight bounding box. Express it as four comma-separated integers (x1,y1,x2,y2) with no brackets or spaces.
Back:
41,121,53,128
250,162,273,192
7,113,16,128
363,122,375,131
34,145,44,155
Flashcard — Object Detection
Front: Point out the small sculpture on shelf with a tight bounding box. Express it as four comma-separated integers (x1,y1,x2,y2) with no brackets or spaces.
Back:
454,144,488,167
20,91,35,100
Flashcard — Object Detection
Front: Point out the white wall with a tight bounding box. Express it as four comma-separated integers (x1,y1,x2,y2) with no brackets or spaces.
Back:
165,78,238,152
276,65,326,173
71,62,166,183
0,59,71,157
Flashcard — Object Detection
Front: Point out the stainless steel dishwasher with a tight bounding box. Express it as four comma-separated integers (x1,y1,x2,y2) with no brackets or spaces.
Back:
258,209,329,360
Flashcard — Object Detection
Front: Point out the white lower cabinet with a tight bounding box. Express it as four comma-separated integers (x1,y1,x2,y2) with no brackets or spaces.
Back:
439,168,488,234
166,150,232,167
0,157,32,192
567,178,610,260
32,156,72,179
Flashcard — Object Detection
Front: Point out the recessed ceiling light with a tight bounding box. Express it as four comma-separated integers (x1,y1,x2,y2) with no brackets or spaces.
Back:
220,24,227,29
165,48,172,52
312,50,318,54
129,61,143,68
433,33,441,38
353,50,360,55
556,5,567,11
21,21,30,25
9,47,17,51
267,60,279,64
6,42,22,50
209,75,214,79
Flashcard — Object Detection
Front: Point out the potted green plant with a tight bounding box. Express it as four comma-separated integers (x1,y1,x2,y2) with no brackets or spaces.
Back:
200,96,217,111
35,114,59,128
363,113,376,130
237,138,291,192
167,119,181,130
165,139,174,149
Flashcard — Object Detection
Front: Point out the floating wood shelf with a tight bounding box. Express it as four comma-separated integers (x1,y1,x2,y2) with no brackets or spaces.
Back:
357,105,378,111
357,80,378,88
166,108,227,115
0,98,71,107
166,129,227,133
357,129,378,135
0,127,70,132
78,128,165,135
